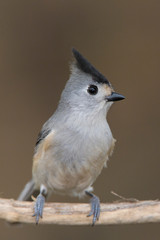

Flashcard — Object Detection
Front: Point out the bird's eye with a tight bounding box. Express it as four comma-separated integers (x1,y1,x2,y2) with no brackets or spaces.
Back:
87,85,98,95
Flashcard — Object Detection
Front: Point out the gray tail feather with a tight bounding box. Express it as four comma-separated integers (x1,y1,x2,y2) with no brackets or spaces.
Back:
18,179,39,201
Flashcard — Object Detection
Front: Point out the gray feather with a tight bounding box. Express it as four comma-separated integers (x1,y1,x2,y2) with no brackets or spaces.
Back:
35,129,51,147
18,179,35,201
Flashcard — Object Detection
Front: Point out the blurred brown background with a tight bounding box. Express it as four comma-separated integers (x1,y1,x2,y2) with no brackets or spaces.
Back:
0,0,160,239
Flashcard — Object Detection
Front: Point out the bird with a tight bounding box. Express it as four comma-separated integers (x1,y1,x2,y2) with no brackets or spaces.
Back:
18,48,125,225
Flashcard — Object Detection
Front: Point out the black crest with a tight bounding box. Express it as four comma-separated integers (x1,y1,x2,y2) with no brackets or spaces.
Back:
72,48,110,85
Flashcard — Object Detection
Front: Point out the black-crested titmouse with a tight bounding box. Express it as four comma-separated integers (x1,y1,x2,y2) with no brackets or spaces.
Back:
18,48,125,225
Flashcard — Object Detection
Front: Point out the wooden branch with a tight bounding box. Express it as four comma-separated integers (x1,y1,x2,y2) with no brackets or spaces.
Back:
1,198,160,225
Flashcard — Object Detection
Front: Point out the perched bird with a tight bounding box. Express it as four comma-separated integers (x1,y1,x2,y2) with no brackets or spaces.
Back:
18,48,125,225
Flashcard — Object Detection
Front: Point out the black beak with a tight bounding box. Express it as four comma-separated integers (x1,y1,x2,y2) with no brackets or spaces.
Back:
106,92,125,102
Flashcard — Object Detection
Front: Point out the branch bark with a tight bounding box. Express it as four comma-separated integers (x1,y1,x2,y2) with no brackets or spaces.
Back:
0,198,160,225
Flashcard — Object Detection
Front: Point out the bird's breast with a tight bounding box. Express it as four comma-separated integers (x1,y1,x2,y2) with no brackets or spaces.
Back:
32,124,115,196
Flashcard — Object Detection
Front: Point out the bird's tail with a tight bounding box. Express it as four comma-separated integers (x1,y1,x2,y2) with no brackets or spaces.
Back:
18,179,38,201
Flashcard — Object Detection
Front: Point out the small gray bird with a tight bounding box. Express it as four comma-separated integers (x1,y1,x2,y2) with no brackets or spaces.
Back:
18,48,125,225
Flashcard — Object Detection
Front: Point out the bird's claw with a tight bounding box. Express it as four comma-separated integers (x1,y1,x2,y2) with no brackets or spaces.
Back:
33,193,45,224
87,194,100,226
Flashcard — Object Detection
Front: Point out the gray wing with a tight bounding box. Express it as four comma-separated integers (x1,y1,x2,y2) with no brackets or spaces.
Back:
35,129,51,147
35,114,55,150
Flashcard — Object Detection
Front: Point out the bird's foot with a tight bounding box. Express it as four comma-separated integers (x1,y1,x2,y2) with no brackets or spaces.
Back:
85,191,100,226
33,193,45,224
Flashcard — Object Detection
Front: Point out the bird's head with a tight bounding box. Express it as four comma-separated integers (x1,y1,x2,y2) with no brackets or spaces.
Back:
59,48,125,119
